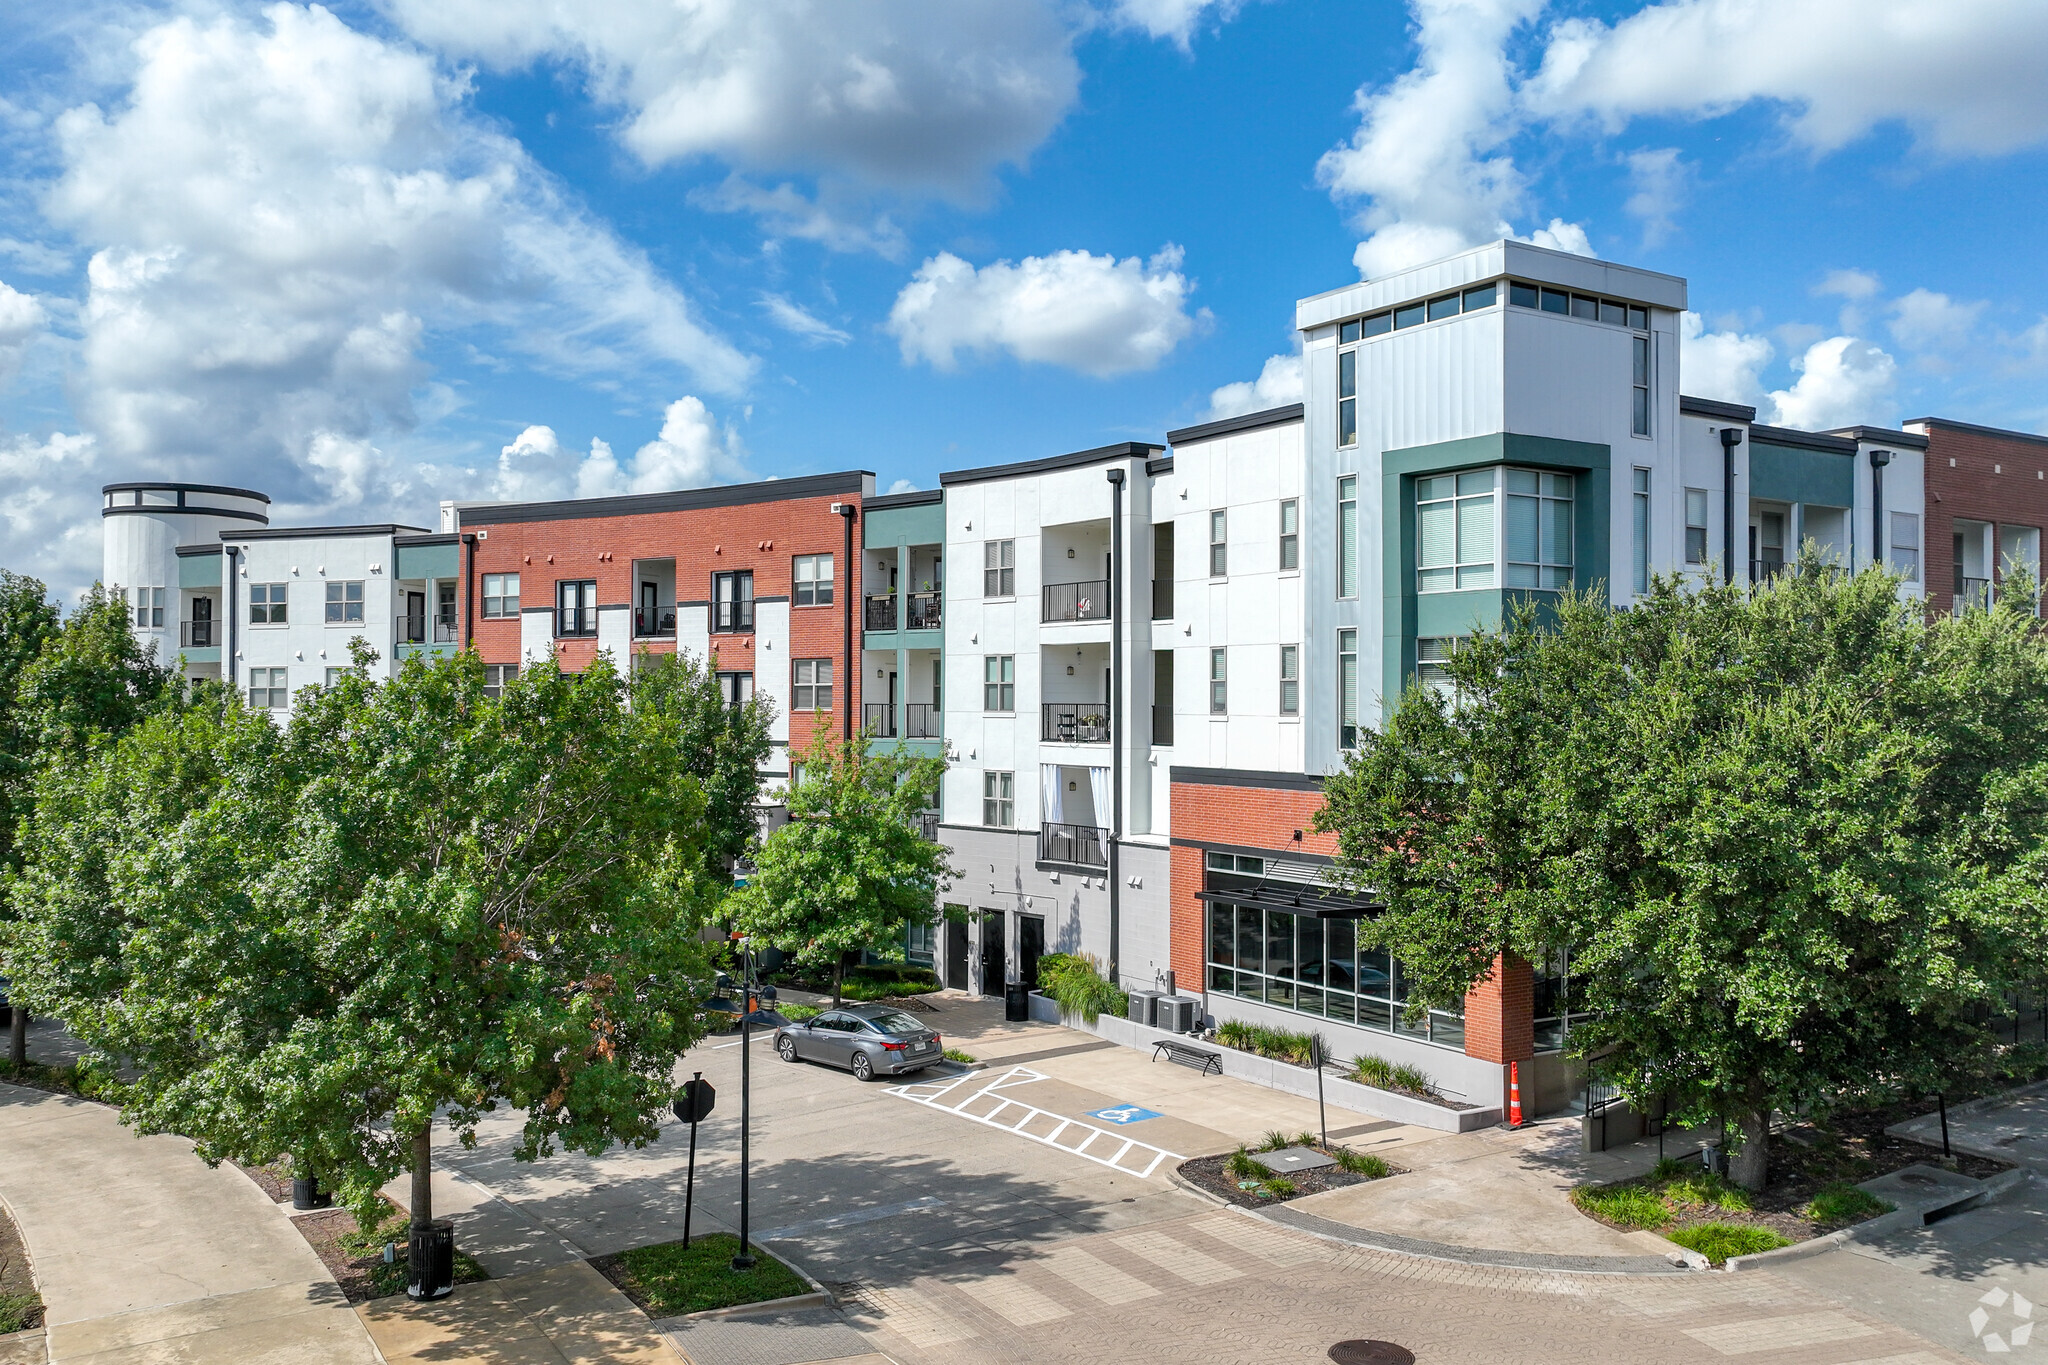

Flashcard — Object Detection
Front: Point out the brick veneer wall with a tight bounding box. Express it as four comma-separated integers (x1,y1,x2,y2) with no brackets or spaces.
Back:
1919,420,2048,618
463,491,861,754
1462,953,1533,1064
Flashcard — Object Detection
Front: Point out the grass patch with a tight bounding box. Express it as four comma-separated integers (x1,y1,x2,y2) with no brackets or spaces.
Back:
0,1290,39,1335
1333,1149,1392,1178
1569,1182,1674,1231
603,1234,809,1317
0,1057,125,1103
1805,1182,1892,1225
943,1048,976,1064
1347,1053,1438,1098
778,1003,822,1023
1666,1223,1791,1266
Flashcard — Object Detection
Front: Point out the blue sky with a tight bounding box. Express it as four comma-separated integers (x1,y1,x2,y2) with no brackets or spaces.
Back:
3,0,2047,595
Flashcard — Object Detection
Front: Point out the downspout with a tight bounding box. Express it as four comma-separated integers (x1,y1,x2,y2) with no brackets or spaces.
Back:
460,534,476,648
835,502,857,744
1870,449,1892,576
224,544,238,692
1720,426,1743,585
1104,467,1126,988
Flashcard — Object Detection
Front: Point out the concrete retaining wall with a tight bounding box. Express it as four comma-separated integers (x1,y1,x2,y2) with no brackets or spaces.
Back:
1028,991,1500,1133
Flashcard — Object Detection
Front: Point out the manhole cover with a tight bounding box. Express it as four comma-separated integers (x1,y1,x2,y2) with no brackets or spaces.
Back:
1329,1342,1415,1365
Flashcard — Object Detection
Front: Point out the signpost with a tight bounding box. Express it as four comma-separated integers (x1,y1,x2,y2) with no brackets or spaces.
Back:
672,1074,716,1248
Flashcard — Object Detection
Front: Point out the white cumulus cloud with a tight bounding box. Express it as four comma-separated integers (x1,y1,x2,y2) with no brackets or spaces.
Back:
1888,288,1985,354
1679,311,1773,412
1108,0,1245,48
887,245,1204,377
491,399,749,504
1207,349,1302,419
0,279,45,387
1767,336,1898,430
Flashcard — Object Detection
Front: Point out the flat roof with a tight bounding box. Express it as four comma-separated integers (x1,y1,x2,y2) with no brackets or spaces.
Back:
224,524,431,541
1906,416,2048,450
102,481,271,503
1749,424,1856,455
1166,403,1304,448
939,441,1162,488
456,469,872,526
1822,425,1929,450
864,488,942,511
1297,239,1688,331
1679,395,1757,422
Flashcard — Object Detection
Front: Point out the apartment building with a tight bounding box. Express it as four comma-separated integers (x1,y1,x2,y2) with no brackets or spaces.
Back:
1898,417,2048,615
102,481,272,685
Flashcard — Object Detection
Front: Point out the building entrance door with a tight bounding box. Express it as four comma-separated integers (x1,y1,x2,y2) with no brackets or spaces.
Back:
1018,915,1045,994
945,918,969,990
979,910,1005,995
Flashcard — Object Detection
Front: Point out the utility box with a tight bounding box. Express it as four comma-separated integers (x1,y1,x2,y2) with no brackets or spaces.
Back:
1125,990,1161,1027
1155,996,1199,1034
408,1220,455,1300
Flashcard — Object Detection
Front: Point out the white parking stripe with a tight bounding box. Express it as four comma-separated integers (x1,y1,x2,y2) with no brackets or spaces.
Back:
885,1065,1183,1179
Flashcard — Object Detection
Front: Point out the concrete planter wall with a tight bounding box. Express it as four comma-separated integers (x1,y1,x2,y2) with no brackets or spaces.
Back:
1027,992,1499,1133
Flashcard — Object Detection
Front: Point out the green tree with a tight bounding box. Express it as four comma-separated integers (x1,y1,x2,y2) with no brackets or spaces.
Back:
6,648,718,1242
629,648,776,885
0,571,59,872
1316,560,2048,1190
730,730,952,1004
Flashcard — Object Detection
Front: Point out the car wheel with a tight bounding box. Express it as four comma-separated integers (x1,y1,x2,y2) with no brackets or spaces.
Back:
776,1035,797,1063
851,1052,875,1082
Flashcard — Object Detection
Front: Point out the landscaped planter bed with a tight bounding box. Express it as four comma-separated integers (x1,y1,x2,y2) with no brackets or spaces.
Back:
0,1190,42,1336
590,1234,812,1316
273,1195,491,1304
1177,1139,1405,1209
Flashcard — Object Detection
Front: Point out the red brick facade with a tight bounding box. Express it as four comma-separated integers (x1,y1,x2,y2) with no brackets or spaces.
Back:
459,477,866,755
1462,954,1533,1064
1915,418,2048,618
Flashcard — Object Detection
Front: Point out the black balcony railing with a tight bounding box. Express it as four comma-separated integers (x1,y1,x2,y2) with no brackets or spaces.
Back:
635,607,676,637
1956,576,1991,613
1748,556,1786,584
915,811,940,842
180,619,216,648
1042,578,1110,623
864,594,897,631
712,601,754,633
1151,703,1173,747
1040,821,1107,868
1042,702,1110,743
399,616,458,645
905,702,938,738
557,608,598,638
1151,579,1173,620
907,590,941,630
863,702,896,737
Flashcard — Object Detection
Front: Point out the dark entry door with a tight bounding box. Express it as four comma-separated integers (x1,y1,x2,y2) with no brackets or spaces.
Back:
1018,915,1045,992
945,919,969,991
979,910,1005,994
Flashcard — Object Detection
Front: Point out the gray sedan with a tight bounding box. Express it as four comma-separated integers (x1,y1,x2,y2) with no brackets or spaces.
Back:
774,1005,944,1081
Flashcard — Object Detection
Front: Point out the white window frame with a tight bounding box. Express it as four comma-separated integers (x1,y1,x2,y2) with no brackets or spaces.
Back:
983,655,1015,713
324,580,365,625
1890,512,1922,582
983,540,1015,599
1338,628,1359,749
1209,647,1227,714
1279,499,1299,573
1338,476,1358,599
1208,510,1228,578
250,582,288,625
1631,467,1651,595
481,572,519,618
1631,334,1652,438
792,553,834,607
482,663,519,698
1279,645,1298,715
248,667,288,710
792,658,833,711
982,770,1015,828
1684,488,1710,565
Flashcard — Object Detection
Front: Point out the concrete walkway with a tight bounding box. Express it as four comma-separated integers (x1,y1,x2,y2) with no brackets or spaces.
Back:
0,1080,381,1365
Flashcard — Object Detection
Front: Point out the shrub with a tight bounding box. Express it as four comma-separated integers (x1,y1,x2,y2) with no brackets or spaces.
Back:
1035,953,1127,1024
0,1290,39,1335
1212,1020,1319,1066
1663,1172,1754,1214
943,1048,976,1064
1570,1182,1674,1231
1805,1182,1892,1225
1258,1129,1292,1152
1259,1176,1297,1199
1348,1053,1437,1098
1665,1222,1791,1266
1334,1149,1391,1178
1226,1146,1264,1181
779,1003,821,1023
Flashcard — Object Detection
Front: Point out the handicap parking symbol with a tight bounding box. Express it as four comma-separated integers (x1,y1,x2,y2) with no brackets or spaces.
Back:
1087,1104,1162,1125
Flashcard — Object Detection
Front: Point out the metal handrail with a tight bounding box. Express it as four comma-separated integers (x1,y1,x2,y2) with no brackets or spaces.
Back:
1955,576,1991,613
1039,821,1107,868
1041,702,1110,743
904,702,938,738
713,601,754,632
907,591,941,630
863,702,896,737
399,617,458,645
1749,556,1786,583
864,595,897,631
1042,578,1110,623
635,607,676,637
179,619,216,648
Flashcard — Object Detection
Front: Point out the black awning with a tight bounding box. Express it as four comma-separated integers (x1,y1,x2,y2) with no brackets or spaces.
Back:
1196,887,1384,917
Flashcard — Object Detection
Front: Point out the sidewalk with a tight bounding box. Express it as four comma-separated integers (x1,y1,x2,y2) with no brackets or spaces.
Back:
0,1080,380,1365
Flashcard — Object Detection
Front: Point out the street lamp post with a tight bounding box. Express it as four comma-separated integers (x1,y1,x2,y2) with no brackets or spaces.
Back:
711,936,784,1272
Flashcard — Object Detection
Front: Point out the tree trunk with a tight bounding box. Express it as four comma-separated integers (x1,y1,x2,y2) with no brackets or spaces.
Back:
8,1007,24,1068
410,1124,433,1235
1730,1104,1770,1193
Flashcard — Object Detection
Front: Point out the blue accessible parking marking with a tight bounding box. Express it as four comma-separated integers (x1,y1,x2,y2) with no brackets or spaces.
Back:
1086,1104,1163,1125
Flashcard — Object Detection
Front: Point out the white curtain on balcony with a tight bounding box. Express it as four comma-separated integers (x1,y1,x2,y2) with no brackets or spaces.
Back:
1041,764,1062,828
1088,766,1111,834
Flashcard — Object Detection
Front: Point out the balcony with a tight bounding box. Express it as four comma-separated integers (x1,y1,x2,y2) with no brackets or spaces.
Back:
1955,576,1991,613
863,702,940,739
1748,556,1786,584
634,607,676,638
915,811,940,842
1042,702,1110,744
399,616,458,645
180,619,218,648
1151,703,1174,747
907,590,941,630
1151,579,1173,620
1042,579,1109,623
864,594,897,631
1039,821,1107,868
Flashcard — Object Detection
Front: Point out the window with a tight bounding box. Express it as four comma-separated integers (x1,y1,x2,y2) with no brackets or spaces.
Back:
324,581,364,624
1393,301,1425,329
1338,629,1359,749
1684,488,1710,564
324,667,345,687
1508,280,1539,309
713,571,754,632
1416,638,1458,695
1505,469,1574,589
1338,347,1357,447
1279,499,1299,572
1540,287,1568,314
1463,283,1496,310
1417,470,1497,591
1427,293,1460,322
1631,334,1652,437
129,586,165,628
983,655,1014,712
1209,647,1227,714
982,771,1015,828
983,539,1015,598
716,671,754,707
1202,901,1464,1045
557,579,597,637
1632,468,1651,595
247,667,288,710
1999,525,2041,591
1571,294,1597,320
1338,476,1358,598
1890,512,1921,581
793,554,833,607
1279,645,1298,715
792,659,833,711
482,663,518,698
1208,510,1228,577
250,583,288,624
482,573,519,617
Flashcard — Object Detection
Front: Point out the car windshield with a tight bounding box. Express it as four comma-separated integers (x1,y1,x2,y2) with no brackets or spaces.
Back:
862,1010,925,1035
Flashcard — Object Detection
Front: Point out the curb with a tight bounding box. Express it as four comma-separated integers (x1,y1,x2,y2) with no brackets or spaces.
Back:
667,1288,834,1321
1724,1167,2034,1273
1247,1204,1694,1277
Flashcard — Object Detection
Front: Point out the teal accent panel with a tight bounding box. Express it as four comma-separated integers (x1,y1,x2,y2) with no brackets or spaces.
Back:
396,542,460,580
1750,441,1854,507
863,500,944,549
396,643,458,661
177,553,221,588
1380,432,1611,716
178,646,220,664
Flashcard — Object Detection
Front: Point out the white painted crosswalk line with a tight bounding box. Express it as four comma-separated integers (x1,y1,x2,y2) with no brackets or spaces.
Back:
1190,1213,1325,1267
1684,1311,1879,1355
956,1272,1071,1326
1034,1245,1160,1305
1115,1228,1242,1284
857,1281,979,1348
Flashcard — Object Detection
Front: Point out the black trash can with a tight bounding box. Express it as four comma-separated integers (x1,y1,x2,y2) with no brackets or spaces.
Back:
291,1176,332,1211
407,1219,456,1300
1004,980,1030,1022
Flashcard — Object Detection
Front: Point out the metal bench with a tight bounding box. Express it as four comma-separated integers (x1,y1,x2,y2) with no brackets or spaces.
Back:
1152,1039,1223,1077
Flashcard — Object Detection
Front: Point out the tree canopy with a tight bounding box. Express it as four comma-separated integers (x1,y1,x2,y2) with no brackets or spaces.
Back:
1316,561,2048,1189
628,648,775,886
729,730,952,1002
5,648,719,1233
0,571,59,873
